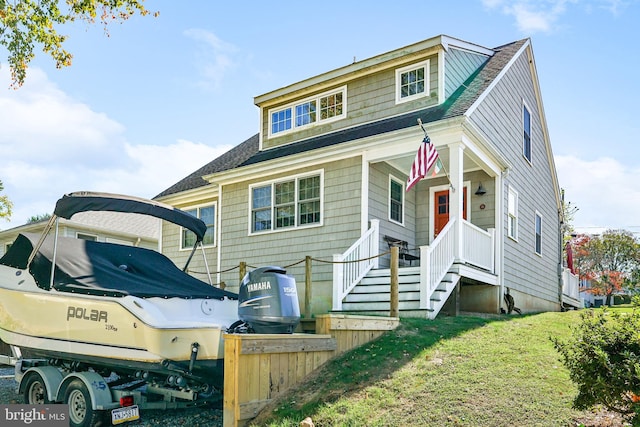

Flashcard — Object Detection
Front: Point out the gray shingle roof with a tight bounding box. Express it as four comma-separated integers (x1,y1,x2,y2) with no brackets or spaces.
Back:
155,39,526,199
154,133,259,199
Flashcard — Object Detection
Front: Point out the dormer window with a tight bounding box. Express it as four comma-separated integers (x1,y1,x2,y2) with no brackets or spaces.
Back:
396,60,430,104
269,86,346,136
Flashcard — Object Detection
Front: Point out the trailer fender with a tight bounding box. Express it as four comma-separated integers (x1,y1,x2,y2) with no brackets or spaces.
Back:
57,371,115,410
19,366,64,403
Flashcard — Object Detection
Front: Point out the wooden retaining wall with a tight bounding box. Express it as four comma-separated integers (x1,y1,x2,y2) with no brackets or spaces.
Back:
223,314,399,427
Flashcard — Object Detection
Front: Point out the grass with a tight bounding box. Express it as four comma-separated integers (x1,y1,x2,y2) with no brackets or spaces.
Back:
250,309,630,427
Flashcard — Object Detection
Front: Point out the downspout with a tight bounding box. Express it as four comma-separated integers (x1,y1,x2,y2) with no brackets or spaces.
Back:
497,169,508,313
557,203,565,309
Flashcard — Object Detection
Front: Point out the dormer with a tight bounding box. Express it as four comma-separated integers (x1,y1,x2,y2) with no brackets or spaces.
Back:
254,35,494,151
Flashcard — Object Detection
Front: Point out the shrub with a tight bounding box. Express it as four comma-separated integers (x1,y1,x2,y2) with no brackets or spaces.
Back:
553,306,640,425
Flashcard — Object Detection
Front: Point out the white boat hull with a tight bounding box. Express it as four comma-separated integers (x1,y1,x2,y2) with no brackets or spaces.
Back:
0,265,238,384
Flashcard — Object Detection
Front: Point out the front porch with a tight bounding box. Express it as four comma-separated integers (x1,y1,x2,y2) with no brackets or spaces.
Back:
332,219,583,318
333,218,499,319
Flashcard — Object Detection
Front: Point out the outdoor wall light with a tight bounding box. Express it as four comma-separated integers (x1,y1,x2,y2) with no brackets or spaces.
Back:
475,183,487,196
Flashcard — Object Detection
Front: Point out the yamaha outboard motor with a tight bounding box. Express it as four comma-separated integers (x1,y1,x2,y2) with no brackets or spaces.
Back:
237,266,300,334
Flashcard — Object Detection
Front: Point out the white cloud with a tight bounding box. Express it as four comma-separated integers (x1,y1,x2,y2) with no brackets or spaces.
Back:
0,68,127,167
184,29,238,89
481,0,574,33
482,0,634,33
555,155,640,232
0,68,234,228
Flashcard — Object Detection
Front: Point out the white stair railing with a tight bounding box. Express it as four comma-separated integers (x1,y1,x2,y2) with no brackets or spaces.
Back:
562,267,580,300
462,220,495,272
420,218,456,309
332,219,380,311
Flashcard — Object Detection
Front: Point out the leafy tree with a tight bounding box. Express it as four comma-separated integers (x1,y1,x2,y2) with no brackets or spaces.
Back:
0,0,158,87
573,230,640,306
0,179,12,220
27,213,51,223
553,303,640,424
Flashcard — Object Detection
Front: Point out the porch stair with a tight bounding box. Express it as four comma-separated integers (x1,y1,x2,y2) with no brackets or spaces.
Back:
341,267,461,319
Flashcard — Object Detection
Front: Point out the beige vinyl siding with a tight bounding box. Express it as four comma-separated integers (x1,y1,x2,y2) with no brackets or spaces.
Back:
217,157,362,314
465,170,496,232
368,162,417,268
469,49,560,307
445,47,489,98
262,55,439,150
161,197,218,283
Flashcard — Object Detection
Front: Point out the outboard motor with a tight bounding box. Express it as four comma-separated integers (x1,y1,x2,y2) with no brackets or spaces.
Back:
237,266,300,334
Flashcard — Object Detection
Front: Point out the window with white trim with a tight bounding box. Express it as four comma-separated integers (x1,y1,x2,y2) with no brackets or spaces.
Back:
396,60,430,103
523,103,532,162
508,186,518,240
250,172,322,233
269,87,345,136
535,212,542,255
181,204,216,249
389,176,404,225
76,233,97,241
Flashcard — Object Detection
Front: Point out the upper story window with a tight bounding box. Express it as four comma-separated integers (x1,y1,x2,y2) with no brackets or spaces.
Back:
396,60,430,104
269,87,346,137
523,103,532,162
534,212,542,255
389,176,404,225
250,171,323,234
181,204,216,249
508,186,518,240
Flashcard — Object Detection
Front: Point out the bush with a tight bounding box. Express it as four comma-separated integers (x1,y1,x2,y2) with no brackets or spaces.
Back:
553,306,640,425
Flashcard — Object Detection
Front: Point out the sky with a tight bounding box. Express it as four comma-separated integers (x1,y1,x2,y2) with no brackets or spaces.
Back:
0,0,639,234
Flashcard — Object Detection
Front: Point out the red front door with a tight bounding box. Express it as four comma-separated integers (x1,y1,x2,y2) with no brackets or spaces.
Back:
434,187,467,237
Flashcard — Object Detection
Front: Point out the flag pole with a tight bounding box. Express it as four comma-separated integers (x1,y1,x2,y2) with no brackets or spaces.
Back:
417,119,455,192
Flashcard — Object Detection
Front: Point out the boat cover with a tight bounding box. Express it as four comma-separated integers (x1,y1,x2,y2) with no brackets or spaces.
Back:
0,233,237,299
54,192,207,242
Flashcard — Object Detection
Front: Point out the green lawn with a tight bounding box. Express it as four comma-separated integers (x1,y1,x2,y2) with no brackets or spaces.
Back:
250,309,630,427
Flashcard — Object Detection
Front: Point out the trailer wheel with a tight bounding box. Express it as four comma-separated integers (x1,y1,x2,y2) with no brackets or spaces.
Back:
65,379,104,427
23,373,51,404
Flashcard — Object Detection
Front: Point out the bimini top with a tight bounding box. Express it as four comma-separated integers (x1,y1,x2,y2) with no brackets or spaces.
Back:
0,233,237,299
54,191,207,242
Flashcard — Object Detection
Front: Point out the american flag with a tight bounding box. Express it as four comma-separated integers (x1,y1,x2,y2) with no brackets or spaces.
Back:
406,135,439,192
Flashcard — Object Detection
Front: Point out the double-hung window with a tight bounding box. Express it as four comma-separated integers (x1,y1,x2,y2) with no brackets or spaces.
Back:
396,60,430,104
181,204,216,249
251,172,322,233
534,212,542,255
389,176,404,225
523,103,532,162
269,87,346,136
508,186,518,240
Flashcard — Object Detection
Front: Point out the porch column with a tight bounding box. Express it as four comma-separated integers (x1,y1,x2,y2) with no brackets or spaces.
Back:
448,142,465,261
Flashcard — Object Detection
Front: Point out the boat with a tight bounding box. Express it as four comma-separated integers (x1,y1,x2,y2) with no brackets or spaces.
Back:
0,192,240,392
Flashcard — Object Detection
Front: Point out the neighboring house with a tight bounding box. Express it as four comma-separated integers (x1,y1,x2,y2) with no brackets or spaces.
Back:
156,34,581,319
0,211,160,257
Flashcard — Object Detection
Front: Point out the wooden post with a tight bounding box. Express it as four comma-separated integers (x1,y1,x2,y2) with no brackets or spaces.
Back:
305,256,312,319
390,246,399,317
239,262,247,284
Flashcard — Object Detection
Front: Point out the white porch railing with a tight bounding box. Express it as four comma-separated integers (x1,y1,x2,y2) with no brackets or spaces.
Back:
562,267,580,300
332,219,380,311
462,220,495,271
419,218,456,309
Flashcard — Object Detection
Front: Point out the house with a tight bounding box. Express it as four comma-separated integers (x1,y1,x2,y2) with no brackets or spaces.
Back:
155,34,581,319
0,211,160,257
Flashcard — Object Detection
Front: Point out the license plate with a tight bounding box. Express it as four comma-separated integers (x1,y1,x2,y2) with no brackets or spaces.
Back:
111,405,140,425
